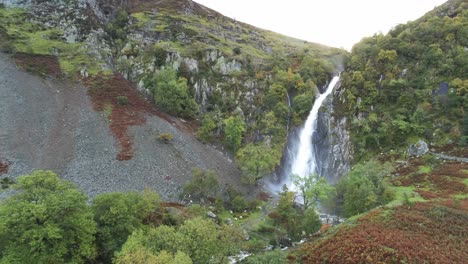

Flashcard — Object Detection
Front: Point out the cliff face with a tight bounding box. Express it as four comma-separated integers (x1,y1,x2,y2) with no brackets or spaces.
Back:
315,80,352,184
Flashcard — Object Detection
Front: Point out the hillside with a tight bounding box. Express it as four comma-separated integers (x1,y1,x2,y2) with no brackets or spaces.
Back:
335,0,467,159
0,0,346,191
292,0,468,262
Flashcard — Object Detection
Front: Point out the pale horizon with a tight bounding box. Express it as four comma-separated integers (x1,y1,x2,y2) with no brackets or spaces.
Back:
194,0,448,50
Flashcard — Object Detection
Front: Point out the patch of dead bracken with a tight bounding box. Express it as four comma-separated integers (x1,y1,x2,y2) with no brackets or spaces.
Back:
296,202,468,264
85,74,194,160
14,53,62,78
0,158,10,175
433,143,468,158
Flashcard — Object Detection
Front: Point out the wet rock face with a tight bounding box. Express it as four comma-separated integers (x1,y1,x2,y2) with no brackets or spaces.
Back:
314,82,352,184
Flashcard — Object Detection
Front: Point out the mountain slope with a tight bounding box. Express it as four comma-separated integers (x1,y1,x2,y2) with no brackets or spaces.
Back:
0,52,245,199
0,0,346,198
335,0,467,159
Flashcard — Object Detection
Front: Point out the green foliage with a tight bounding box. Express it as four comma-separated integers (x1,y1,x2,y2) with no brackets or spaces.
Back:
292,174,335,210
147,68,198,118
302,207,322,235
115,248,192,264
0,171,96,263
236,143,280,185
0,177,14,189
269,189,322,241
336,160,395,217
181,168,219,202
341,4,467,154
245,249,287,264
148,45,167,69
196,113,218,143
292,92,314,118
298,55,333,86
263,83,287,109
117,217,242,264
231,195,248,212
116,95,129,105
92,190,160,262
105,9,129,41
223,115,246,151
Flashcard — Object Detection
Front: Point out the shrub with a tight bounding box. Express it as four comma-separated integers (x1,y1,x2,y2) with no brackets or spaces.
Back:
231,195,248,212
148,68,198,118
223,115,245,151
0,177,15,189
116,95,129,105
196,114,217,143
157,133,174,143
233,47,241,55
181,168,219,202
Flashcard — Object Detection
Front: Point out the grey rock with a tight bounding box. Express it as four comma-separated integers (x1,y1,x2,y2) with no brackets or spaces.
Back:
408,140,429,157
225,218,233,226
207,211,217,219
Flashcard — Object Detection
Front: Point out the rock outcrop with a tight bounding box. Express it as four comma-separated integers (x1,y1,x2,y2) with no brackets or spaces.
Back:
314,80,352,184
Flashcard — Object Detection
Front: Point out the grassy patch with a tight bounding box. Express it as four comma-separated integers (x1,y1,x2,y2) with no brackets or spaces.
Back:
1,7,105,77
418,165,432,174
103,103,113,121
387,186,425,207
131,12,151,24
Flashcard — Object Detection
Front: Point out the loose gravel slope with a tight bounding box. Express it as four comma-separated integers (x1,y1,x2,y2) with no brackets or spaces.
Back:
0,53,244,200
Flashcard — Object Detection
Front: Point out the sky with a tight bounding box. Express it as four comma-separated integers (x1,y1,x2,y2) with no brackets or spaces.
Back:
194,0,447,50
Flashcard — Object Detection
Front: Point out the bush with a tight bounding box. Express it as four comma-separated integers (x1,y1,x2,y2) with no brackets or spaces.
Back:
245,249,287,264
223,115,246,151
196,114,217,143
148,68,198,118
231,195,248,212
233,47,241,55
181,168,219,202
157,133,174,143
0,177,15,189
116,95,129,105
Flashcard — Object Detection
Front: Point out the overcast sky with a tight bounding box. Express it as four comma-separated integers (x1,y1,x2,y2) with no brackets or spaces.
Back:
194,0,447,50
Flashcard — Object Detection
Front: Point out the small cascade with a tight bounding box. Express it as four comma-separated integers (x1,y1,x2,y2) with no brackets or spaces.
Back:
286,76,340,189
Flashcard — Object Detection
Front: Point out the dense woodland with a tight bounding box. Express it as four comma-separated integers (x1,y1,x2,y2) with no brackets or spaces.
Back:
0,0,467,263
339,0,467,158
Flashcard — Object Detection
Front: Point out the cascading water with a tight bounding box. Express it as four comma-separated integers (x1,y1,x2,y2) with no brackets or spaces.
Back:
287,76,340,189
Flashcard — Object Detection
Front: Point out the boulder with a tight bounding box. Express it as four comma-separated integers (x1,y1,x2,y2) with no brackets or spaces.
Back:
408,140,429,157
207,211,217,219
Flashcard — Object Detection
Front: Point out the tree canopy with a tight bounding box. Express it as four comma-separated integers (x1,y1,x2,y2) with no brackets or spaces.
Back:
0,171,96,264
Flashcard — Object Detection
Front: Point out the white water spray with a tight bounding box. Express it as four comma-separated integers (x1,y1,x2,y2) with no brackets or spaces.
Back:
288,76,340,189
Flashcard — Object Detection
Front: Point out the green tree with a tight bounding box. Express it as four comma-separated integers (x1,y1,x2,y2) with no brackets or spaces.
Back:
149,68,198,118
338,160,394,217
291,174,335,210
181,168,219,202
263,83,287,109
92,190,160,262
0,170,96,263
302,207,322,235
237,143,279,185
292,92,314,119
245,249,287,264
223,115,246,151
196,113,217,143
117,218,240,264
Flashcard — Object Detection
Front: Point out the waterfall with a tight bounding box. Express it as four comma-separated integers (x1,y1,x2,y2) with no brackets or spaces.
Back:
287,76,340,189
